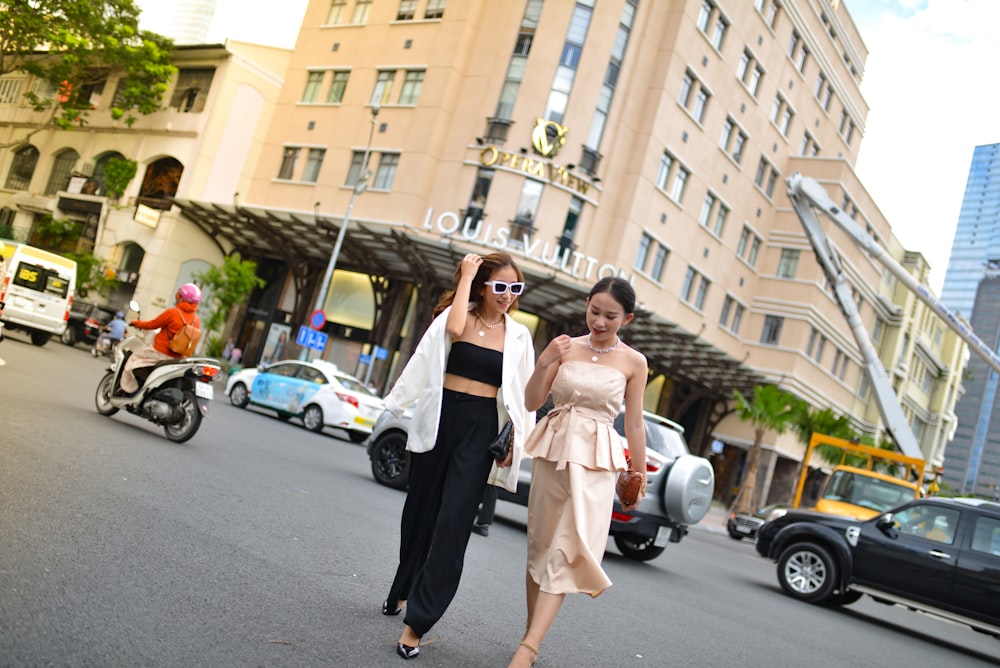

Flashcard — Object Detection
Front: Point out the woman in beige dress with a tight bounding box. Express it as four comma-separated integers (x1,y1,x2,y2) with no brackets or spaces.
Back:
508,277,648,667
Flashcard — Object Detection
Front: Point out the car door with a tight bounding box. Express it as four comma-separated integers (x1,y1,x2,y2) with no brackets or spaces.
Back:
954,513,1000,626
851,503,960,608
291,365,326,414
250,362,302,411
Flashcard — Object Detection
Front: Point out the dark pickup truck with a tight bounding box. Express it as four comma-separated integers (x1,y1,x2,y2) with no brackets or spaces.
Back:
755,497,1000,638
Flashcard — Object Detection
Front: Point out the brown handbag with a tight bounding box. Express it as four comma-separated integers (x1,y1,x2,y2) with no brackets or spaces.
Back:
616,457,644,506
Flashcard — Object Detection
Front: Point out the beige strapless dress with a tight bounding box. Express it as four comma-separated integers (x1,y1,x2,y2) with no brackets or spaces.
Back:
524,361,628,597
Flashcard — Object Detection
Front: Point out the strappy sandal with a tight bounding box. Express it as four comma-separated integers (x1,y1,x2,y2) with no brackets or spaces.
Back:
517,640,538,666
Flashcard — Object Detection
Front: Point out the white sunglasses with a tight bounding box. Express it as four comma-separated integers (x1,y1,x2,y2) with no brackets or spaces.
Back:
485,280,525,295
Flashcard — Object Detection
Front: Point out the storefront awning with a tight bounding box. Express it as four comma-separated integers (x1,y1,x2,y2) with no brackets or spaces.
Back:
174,199,767,398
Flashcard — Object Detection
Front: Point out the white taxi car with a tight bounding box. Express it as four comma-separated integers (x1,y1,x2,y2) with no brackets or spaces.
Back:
225,359,382,442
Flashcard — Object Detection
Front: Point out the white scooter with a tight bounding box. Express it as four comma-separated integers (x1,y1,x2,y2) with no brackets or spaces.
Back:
94,302,222,443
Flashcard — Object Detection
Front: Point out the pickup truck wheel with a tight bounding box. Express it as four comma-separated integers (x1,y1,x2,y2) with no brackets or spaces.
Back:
613,533,666,562
777,541,837,603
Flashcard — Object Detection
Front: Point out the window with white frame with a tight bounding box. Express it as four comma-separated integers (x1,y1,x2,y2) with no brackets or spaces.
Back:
326,71,349,104
635,233,651,272
737,224,762,267
838,108,856,145
719,294,746,334
682,265,710,309
806,326,826,362
788,29,810,73
800,131,820,156
352,0,372,23
699,191,727,236
833,349,849,379
277,147,300,180
777,248,800,278
760,315,783,345
754,155,779,198
302,148,326,183
737,48,765,97
277,146,326,183
424,0,447,19
815,72,833,111
302,71,324,102
650,244,668,282
0,77,24,104
396,0,417,20
327,0,347,24
398,70,424,105
372,71,395,106
655,150,690,204
372,153,400,190
697,1,728,50
678,69,711,123
720,116,748,164
769,93,795,136
754,0,780,28
634,232,669,282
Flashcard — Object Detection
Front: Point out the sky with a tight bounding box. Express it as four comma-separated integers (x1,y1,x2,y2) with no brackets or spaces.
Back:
136,0,999,294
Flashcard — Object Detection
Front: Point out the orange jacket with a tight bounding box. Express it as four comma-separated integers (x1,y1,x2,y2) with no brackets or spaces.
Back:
131,301,201,358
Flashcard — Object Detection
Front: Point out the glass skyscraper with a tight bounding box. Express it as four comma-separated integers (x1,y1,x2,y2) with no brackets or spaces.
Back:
941,143,1000,498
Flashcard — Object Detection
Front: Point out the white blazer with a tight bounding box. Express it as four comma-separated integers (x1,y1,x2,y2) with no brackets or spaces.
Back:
383,305,536,492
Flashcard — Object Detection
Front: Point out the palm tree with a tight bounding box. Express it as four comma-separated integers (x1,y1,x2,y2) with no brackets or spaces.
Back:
731,385,802,515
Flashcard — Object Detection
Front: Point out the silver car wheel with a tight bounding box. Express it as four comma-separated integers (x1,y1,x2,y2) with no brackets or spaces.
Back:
783,549,827,595
303,404,324,432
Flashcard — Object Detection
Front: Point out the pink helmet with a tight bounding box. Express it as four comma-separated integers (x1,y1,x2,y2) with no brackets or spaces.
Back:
176,283,202,304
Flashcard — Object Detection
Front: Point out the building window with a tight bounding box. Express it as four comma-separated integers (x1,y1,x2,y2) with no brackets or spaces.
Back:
737,225,762,268
720,295,745,334
351,0,372,23
494,0,542,121
558,196,583,252
678,69,710,123
635,233,651,272
754,0,780,28
326,70,349,104
512,179,544,233
838,108,857,146
327,0,347,24
770,94,795,137
278,147,300,180
655,150,689,204
682,266,710,309
650,244,668,281
372,152,399,190
788,29,810,73
5,145,39,190
302,148,325,183
396,0,417,21
424,0,447,20
372,71,395,106
44,149,79,195
635,232,668,281
697,1,728,50
169,67,214,113
398,70,424,105
345,151,365,186
543,1,593,124
800,131,820,156
777,248,800,278
720,116,747,164
0,76,24,104
698,191,728,237
754,156,780,198
814,72,833,111
806,327,826,363
737,48,764,97
302,71,324,102
760,315,783,345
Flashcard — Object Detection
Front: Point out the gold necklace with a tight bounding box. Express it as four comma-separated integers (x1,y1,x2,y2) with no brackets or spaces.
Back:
587,334,619,362
477,314,504,337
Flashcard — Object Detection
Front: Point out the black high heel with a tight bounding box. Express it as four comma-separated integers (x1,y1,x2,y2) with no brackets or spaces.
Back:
382,600,402,616
396,642,420,659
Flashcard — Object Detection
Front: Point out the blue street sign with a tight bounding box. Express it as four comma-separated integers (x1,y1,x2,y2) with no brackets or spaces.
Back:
374,345,388,360
359,353,372,365
296,325,328,351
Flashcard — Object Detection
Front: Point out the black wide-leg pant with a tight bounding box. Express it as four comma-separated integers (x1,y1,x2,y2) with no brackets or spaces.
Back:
387,389,498,637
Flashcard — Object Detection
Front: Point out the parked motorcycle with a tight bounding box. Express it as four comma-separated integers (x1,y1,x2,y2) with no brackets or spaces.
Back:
94,303,221,442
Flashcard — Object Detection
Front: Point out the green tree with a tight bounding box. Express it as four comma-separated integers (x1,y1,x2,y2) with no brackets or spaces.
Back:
732,385,803,515
193,253,265,345
0,0,175,137
104,157,137,199
65,250,118,300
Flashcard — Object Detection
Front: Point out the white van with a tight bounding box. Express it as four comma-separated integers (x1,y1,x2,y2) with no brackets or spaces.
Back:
0,241,77,346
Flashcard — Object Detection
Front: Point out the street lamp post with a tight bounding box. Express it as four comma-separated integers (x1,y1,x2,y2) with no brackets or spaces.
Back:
309,104,380,358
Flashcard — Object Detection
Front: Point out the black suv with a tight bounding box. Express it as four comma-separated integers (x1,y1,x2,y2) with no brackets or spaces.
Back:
755,497,1000,637
61,300,116,346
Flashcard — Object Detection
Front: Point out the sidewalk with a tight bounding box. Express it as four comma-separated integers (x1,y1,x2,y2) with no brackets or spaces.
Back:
693,500,731,535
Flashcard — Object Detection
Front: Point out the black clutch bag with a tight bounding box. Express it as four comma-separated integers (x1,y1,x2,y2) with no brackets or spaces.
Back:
488,420,514,460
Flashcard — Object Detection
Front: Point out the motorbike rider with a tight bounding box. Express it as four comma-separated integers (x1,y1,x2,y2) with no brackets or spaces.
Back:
119,283,202,394
96,311,127,353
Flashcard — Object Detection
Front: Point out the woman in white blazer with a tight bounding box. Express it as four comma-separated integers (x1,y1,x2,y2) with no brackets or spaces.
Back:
382,252,535,660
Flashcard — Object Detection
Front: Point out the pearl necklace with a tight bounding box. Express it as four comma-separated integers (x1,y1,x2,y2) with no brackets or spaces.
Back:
588,334,619,362
477,314,504,337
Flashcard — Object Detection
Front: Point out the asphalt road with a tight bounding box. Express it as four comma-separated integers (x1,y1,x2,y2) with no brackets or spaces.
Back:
1,332,998,667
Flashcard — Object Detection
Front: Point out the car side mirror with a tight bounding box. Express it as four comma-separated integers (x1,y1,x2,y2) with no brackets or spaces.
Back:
876,513,895,534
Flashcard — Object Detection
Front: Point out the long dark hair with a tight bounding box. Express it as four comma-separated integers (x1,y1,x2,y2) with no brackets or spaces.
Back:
433,252,524,317
588,276,636,315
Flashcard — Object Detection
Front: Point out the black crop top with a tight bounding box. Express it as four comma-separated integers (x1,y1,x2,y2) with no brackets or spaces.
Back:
446,341,503,387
